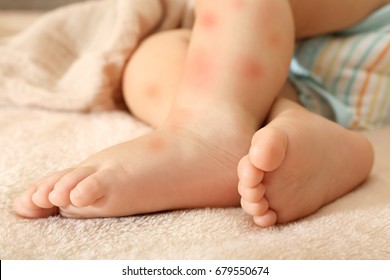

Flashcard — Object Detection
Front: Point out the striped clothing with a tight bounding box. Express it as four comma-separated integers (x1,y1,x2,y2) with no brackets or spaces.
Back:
290,5,390,129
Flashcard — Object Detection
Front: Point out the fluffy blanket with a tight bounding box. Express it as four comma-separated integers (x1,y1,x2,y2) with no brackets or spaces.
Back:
1,0,389,259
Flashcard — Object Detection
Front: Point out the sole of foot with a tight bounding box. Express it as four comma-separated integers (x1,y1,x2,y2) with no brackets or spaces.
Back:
238,99,374,227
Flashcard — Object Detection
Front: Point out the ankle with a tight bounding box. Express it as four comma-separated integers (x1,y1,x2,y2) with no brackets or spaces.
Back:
161,111,257,167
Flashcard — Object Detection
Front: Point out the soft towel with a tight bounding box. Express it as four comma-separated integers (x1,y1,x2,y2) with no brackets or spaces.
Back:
0,0,192,111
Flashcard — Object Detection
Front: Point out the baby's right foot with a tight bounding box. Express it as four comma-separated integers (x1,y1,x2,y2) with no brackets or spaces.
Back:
238,98,374,227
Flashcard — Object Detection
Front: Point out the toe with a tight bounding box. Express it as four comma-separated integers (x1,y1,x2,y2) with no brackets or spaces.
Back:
238,182,265,203
240,197,269,216
70,170,109,208
237,155,264,187
14,187,58,218
32,190,54,209
31,169,74,208
249,127,288,172
49,166,97,207
253,210,277,227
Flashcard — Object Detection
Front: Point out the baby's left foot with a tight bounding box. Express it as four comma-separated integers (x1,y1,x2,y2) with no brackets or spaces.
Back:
238,98,374,227
13,105,254,219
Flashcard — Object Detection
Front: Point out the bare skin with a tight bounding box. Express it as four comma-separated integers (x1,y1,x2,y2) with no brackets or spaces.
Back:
238,87,374,226
14,0,382,226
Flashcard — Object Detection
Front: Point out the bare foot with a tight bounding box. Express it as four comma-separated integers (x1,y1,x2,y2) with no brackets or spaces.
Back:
238,98,374,227
14,108,254,218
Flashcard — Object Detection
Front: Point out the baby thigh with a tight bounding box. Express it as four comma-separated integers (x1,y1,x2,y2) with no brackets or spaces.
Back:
122,29,191,127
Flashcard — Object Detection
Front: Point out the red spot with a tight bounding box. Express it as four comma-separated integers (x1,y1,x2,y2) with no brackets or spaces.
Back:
199,11,217,30
268,34,282,48
185,49,215,89
232,0,245,11
239,57,263,82
146,137,166,153
145,84,160,99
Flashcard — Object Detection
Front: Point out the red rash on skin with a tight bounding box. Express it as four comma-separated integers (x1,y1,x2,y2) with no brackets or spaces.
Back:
185,49,215,89
232,0,245,11
257,4,283,49
145,84,160,99
199,11,218,30
146,137,166,153
267,33,282,48
239,57,263,83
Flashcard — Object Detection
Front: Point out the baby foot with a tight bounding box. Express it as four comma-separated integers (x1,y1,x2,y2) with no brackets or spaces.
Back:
238,98,374,227
14,109,254,219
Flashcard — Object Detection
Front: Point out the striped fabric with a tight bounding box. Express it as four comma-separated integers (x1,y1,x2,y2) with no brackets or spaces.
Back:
289,5,390,129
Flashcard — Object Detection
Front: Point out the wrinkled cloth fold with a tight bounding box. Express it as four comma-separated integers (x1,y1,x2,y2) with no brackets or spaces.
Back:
0,0,193,111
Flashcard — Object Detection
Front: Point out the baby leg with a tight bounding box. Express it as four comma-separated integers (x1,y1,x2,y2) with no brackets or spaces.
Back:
122,29,190,128
15,0,296,219
14,29,241,217
6,28,257,218
236,0,383,226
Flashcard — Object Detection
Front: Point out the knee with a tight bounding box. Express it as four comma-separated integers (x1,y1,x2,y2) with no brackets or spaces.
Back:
122,29,191,127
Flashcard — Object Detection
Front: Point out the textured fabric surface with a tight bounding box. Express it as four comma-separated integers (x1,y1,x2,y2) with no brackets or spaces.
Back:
1,2,389,260
0,0,189,111
1,107,390,259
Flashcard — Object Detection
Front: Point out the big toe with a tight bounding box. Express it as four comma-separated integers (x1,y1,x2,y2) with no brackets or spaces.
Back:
249,127,288,172
69,170,109,208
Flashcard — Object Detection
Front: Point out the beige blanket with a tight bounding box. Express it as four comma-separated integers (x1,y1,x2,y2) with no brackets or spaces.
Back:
1,0,389,260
